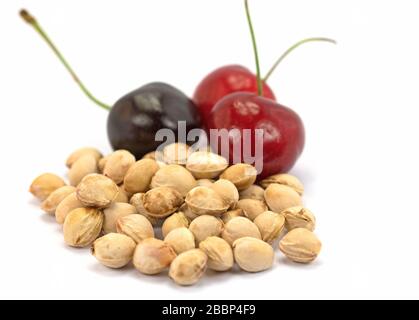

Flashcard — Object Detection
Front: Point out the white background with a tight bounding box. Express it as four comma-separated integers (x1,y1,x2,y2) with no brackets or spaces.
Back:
1,0,418,299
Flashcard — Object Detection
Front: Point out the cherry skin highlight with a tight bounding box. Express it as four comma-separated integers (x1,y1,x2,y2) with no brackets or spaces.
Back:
207,92,304,179
193,65,275,128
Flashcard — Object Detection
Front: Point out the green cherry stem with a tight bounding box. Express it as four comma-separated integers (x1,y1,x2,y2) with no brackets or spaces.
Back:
263,37,337,82
244,0,263,96
19,9,111,111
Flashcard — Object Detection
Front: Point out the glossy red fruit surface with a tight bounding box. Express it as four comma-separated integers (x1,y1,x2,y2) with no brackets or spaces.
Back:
193,65,276,128
207,92,304,178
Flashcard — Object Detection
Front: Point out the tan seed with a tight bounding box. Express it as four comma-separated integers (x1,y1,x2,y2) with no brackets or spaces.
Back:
143,187,183,218
92,233,136,268
185,186,229,216
169,249,207,286
76,174,119,208
116,214,154,243
220,164,257,191
133,238,177,275
123,159,159,194
282,206,316,231
41,185,76,214
103,150,136,184
189,215,224,244
164,227,195,254
186,151,228,179
254,211,285,243
151,164,197,197
222,217,261,245
199,237,234,271
279,228,321,263
264,183,302,213
29,173,66,201
233,237,274,272
63,207,103,247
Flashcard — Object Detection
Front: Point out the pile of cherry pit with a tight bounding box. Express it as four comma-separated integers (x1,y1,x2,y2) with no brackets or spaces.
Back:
29,144,321,286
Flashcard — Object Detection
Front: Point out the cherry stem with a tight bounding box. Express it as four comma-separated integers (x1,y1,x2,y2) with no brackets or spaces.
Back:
263,37,336,82
19,9,111,111
244,0,263,96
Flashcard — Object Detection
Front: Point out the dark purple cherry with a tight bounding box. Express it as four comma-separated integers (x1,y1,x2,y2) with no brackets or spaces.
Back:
107,82,200,158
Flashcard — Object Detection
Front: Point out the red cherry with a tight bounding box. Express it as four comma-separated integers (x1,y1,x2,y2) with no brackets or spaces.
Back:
193,65,275,128
202,1,333,177
207,92,305,178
